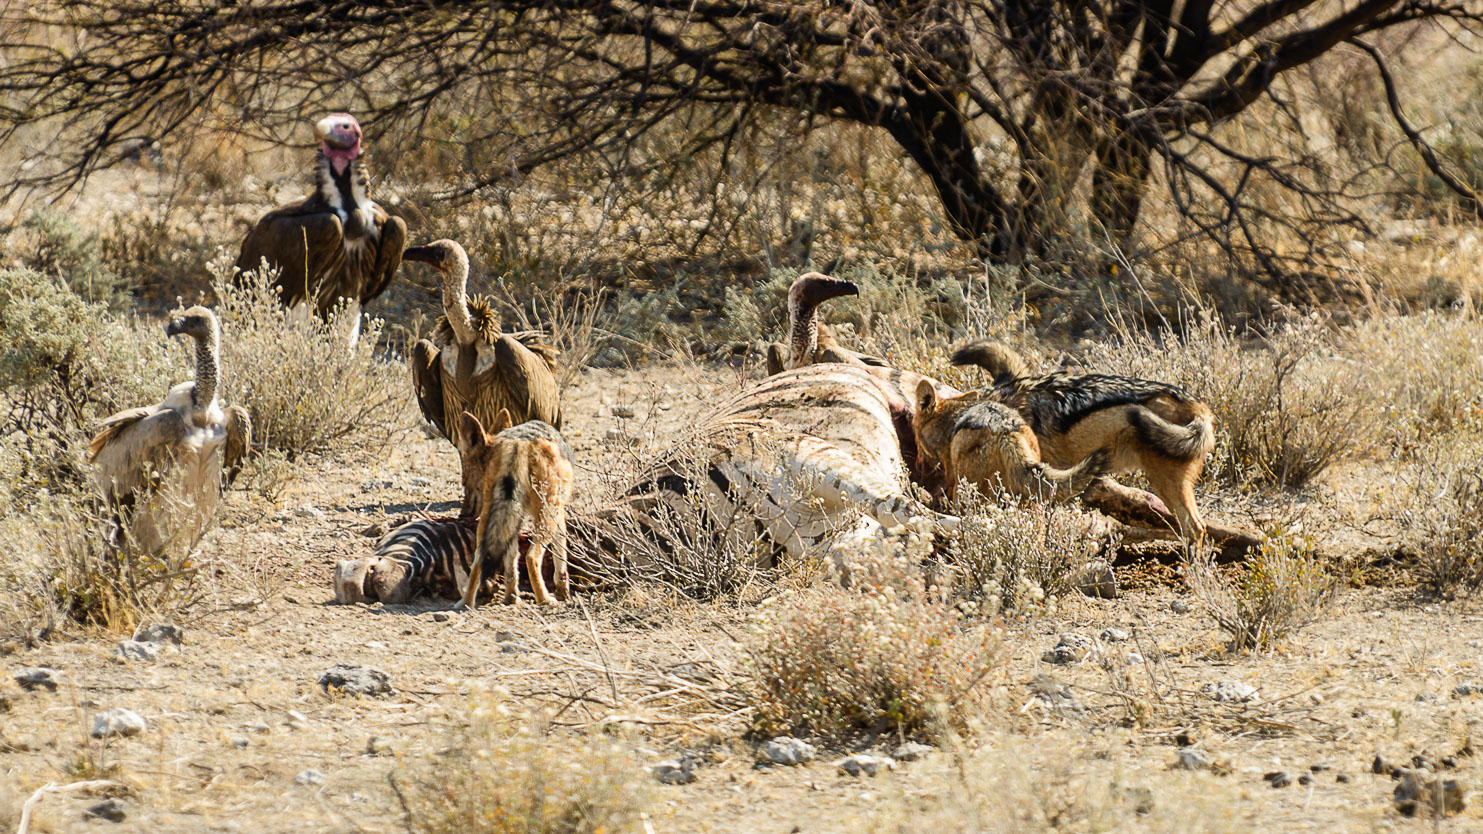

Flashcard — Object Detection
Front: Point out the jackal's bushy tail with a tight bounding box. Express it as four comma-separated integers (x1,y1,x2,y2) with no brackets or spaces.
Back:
1127,408,1215,461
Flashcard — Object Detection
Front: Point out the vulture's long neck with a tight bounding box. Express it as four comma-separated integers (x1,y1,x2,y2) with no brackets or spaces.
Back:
787,299,818,368
442,254,477,346
190,326,220,420
315,152,373,234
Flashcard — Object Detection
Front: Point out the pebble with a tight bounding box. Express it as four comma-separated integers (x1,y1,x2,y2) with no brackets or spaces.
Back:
1264,771,1291,788
1297,773,1313,786
366,735,393,756
1373,754,1395,776
762,736,817,766
361,522,387,538
407,477,432,489
115,640,161,662
432,612,451,623
892,742,934,762
1337,773,1352,783
14,667,59,692
1394,770,1466,817
837,754,894,777
231,737,248,749
1454,682,1483,698
294,769,326,787
1100,627,1130,643
652,758,697,785
133,623,183,646
361,478,396,492
604,428,638,446
84,798,127,823
91,708,147,738
1174,748,1211,771
317,664,393,697
1169,599,1192,614
293,504,325,519
1029,675,1084,711
1041,633,1095,665
245,721,271,734
1202,680,1258,704
1073,561,1118,598
612,406,636,418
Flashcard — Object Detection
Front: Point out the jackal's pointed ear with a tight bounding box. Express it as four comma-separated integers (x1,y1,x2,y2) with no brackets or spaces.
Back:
457,411,487,454
491,408,513,434
916,378,938,415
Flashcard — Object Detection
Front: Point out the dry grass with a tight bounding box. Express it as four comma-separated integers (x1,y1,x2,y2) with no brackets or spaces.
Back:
1396,431,1483,599
1189,528,1338,651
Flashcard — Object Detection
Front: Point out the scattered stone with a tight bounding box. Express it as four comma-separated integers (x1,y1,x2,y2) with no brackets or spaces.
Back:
245,721,271,734
293,504,325,519
1169,598,1192,614
1337,774,1352,783
1100,627,1131,643
1373,754,1393,776
892,742,934,762
836,754,894,777
115,640,160,662
1201,680,1258,704
432,612,451,623
84,798,127,823
1298,774,1313,786
91,708,147,738
604,428,638,446
230,737,248,749
294,769,326,787
317,664,392,697
762,737,817,766
14,667,59,692
407,477,432,489
1456,682,1483,698
1412,754,1437,772
1073,561,1118,598
361,478,395,492
133,623,183,646
1126,653,1145,665
361,522,387,538
367,736,393,756
1028,675,1084,711
1394,770,1466,817
1442,756,1459,770
1310,763,1331,773
612,405,636,418
1174,748,1211,771
652,758,696,785
1041,633,1095,665
1264,771,1292,788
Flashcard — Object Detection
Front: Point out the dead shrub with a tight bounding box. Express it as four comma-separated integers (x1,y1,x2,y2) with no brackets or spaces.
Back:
1397,434,1483,599
397,693,651,834
214,265,411,458
1344,310,1483,449
1188,527,1336,651
743,535,1003,740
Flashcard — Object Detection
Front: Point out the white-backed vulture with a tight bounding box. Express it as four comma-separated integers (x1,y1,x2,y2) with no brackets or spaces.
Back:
765,272,889,375
90,307,252,556
403,240,563,506
234,113,407,344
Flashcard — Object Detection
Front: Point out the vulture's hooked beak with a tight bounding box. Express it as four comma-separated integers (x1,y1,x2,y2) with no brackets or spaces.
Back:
792,273,860,308
400,244,444,270
164,318,186,338
314,113,362,152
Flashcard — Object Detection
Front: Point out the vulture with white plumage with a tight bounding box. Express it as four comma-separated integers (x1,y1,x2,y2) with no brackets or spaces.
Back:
234,113,406,342
404,239,563,485
764,272,888,375
90,307,251,556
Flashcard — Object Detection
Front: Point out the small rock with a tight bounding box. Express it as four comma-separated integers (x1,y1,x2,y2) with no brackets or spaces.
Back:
1310,763,1331,773
1028,675,1084,711
361,478,395,492
604,428,638,446
652,758,696,785
132,623,183,646
892,742,934,762
1394,769,1465,817
115,640,160,662
1455,682,1483,698
1041,633,1095,665
407,477,432,489
293,504,325,519
1412,754,1437,772
294,769,325,787
14,667,59,692
1442,756,1459,770
432,612,451,623
1264,771,1291,788
366,736,393,756
1100,627,1130,643
1373,754,1393,775
1201,680,1258,704
91,708,147,738
1337,774,1352,783
1298,773,1313,786
1126,652,1145,665
230,737,248,749
1073,561,1118,598
84,798,127,823
612,405,636,418
762,737,817,766
361,522,387,538
836,754,894,777
317,664,392,697
245,721,271,734
1174,748,1210,771
1169,598,1192,614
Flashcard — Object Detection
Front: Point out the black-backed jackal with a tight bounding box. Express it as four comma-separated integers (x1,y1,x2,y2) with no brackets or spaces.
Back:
952,340,1215,542
457,410,575,608
913,380,1109,503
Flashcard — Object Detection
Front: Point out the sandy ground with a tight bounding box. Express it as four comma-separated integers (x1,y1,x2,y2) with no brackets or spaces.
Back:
4,362,1483,832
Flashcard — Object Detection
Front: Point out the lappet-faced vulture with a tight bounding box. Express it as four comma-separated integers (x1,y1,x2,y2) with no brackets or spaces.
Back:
234,113,407,344
403,240,563,509
89,307,252,556
764,272,888,375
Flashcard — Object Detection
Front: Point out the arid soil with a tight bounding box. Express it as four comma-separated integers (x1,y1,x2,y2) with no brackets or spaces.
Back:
4,363,1483,832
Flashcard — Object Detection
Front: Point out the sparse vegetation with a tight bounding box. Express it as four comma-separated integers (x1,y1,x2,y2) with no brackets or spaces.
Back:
1399,434,1483,599
1189,528,1338,651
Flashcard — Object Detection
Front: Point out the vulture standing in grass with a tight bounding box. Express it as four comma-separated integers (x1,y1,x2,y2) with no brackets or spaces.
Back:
404,239,563,502
765,272,888,375
234,113,407,344
90,307,251,556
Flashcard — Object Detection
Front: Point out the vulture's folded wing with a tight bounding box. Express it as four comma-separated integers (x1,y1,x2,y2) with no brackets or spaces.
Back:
412,338,449,440
765,342,787,376
360,208,406,306
236,208,345,308
512,332,562,374
223,405,253,486
90,408,190,502
492,336,563,429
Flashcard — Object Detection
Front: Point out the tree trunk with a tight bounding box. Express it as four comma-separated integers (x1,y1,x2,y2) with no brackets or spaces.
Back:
1090,128,1155,259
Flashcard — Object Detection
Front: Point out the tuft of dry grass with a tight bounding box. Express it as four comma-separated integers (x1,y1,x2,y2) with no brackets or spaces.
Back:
1188,527,1337,651
1397,431,1483,599
397,692,652,834
743,535,1003,741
